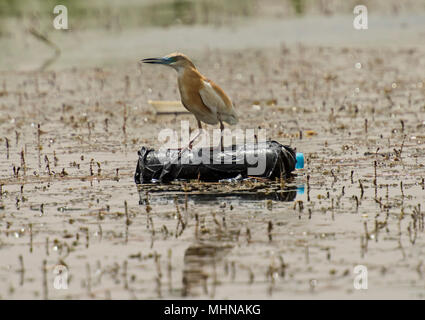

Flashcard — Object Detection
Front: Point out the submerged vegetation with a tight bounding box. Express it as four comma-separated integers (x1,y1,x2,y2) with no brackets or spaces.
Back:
0,43,424,298
0,0,424,300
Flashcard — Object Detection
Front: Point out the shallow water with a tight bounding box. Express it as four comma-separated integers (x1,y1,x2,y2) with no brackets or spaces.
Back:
1,17,425,299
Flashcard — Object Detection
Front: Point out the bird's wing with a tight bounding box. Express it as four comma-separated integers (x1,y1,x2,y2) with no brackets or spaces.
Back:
198,80,221,115
199,80,238,125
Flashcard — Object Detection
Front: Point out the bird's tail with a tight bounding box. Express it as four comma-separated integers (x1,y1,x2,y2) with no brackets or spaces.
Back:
223,111,238,125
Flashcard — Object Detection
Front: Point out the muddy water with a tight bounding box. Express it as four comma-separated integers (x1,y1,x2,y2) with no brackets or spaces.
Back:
1,39,425,299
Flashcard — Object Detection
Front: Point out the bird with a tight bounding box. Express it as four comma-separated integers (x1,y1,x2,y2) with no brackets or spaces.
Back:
141,52,238,151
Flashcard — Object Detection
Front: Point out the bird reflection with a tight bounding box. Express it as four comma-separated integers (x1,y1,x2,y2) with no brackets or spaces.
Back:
182,242,232,297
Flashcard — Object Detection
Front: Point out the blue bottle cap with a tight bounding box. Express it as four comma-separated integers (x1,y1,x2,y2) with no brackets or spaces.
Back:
296,152,304,169
297,185,305,195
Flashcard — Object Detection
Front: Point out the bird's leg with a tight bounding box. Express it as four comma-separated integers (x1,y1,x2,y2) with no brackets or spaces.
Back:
211,116,224,152
176,120,202,160
219,120,224,152
188,120,203,150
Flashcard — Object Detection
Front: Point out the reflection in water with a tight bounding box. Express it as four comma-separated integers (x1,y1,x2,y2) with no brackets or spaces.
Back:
182,242,232,297
138,184,302,206
136,182,303,296
180,187,298,203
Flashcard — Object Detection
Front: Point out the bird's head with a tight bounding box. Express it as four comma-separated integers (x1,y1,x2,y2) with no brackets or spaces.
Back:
141,52,195,71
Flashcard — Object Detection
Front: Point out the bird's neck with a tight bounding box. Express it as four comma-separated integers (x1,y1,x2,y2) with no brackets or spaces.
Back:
175,66,186,78
176,66,199,80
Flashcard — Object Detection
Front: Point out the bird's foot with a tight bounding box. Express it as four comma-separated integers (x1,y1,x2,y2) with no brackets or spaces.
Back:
177,146,188,157
176,144,193,160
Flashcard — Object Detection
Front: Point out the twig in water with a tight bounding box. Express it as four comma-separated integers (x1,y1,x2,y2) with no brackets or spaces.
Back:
28,27,61,71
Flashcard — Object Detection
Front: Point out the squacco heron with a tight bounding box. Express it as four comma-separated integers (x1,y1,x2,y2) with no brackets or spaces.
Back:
141,52,238,151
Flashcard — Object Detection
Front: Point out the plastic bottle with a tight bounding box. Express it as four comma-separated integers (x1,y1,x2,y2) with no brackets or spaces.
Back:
296,152,304,169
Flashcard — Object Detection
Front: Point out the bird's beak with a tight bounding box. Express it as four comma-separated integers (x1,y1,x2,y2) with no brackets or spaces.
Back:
141,57,171,65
